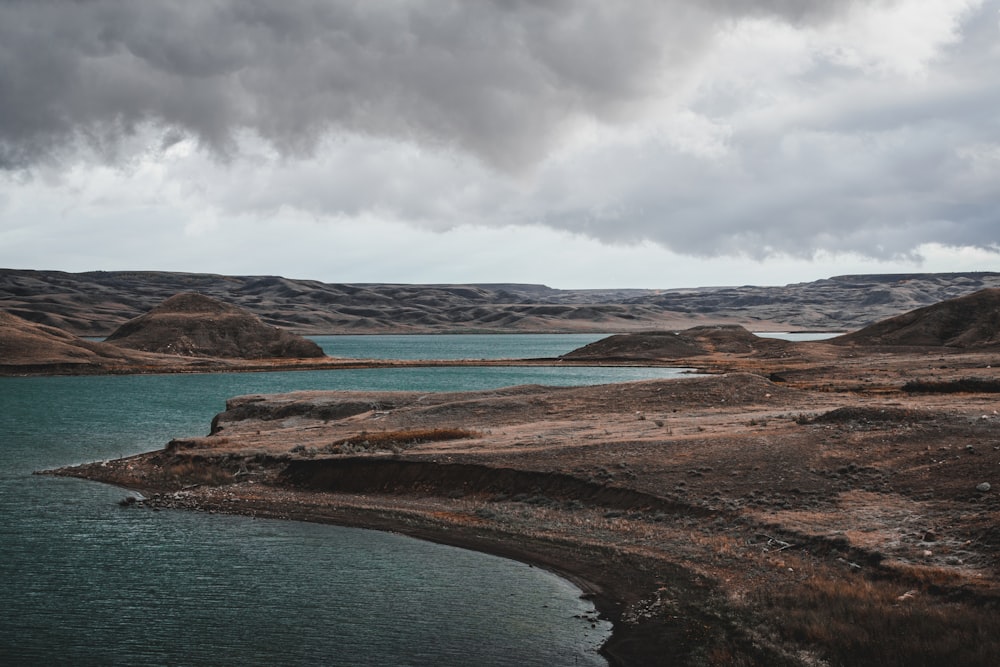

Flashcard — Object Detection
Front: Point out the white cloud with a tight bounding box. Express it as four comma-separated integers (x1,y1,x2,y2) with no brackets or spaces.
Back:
1,0,999,287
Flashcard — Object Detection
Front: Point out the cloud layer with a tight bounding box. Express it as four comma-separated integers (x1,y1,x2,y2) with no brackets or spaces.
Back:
1,0,998,271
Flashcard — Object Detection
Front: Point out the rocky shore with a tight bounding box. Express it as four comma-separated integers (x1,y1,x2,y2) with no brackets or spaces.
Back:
48,340,1000,665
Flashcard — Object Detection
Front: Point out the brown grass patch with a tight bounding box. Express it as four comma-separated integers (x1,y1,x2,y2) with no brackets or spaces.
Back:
162,458,233,486
752,575,1000,666
327,428,479,454
811,406,935,425
902,377,1000,394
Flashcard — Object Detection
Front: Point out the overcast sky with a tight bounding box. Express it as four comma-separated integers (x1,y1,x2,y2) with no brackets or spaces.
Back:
1,0,998,288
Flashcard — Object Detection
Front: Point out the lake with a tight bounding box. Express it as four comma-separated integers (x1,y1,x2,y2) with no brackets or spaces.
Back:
310,333,609,359
0,335,690,666
753,331,842,341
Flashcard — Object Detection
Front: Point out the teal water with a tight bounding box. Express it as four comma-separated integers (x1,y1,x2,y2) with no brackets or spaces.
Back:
311,333,607,360
1,336,688,666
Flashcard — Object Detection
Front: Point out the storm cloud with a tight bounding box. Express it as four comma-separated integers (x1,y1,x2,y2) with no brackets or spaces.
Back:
0,1,848,168
1,0,998,270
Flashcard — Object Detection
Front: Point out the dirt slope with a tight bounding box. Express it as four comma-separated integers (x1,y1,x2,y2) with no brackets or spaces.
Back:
560,325,793,361
832,288,1000,348
105,292,325,359
0,310,159,373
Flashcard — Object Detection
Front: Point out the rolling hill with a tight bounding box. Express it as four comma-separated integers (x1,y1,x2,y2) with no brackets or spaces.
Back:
2,269,999,336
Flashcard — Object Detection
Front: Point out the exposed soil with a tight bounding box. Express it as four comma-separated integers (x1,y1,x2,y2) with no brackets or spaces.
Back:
0,309,180,374
48,340,1000,666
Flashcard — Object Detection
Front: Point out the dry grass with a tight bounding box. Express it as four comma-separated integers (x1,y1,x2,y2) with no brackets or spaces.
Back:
326,428,479,454
902,377,1000,393
162,458,233,486
752,575,1000,666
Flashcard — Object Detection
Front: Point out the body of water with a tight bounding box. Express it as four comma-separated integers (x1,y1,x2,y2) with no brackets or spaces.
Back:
310,333,608,360
0,336,691,666
753,331,842,341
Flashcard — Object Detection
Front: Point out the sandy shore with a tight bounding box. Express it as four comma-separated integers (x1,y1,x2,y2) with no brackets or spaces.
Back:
46,342,1000,666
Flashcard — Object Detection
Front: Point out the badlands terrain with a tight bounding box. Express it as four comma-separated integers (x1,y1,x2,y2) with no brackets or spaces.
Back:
3,268,1000,335
37,288,1000,666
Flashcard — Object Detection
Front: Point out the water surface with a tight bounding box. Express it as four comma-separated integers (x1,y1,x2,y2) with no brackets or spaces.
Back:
311,333,608,359
0,337,694,666
753,331,841,341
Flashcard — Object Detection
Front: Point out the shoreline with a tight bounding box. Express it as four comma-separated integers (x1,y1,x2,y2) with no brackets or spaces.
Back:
45,460,746,667
157,494,635,666
1,356,691,378
33,341,1000,665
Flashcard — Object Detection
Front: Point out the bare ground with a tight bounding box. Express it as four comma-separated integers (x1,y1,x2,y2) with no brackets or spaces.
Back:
47,342,1000,666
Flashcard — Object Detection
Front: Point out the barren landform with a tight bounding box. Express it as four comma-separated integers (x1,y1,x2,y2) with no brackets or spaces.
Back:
44,290,1000,666
105,292,325,359
3,268,1000,335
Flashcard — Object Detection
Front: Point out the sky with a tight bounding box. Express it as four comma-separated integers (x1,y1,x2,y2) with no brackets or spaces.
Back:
1,0,999,289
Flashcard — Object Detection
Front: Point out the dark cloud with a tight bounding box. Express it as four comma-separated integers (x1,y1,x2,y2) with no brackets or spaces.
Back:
0,0,854,171
1,0,996,268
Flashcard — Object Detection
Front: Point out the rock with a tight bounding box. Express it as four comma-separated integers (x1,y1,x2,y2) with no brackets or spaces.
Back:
976,482,991,493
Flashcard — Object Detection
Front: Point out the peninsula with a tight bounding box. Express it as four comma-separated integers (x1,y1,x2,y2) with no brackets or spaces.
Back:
44,289,1000,666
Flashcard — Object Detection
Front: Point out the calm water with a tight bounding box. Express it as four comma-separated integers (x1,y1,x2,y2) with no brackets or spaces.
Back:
1,336,690,666
753,331,841,341
311,333,607,359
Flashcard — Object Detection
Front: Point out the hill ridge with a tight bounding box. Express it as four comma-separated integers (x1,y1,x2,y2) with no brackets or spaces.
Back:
106,292,326,359
3,268,999,335
832,288,1000,348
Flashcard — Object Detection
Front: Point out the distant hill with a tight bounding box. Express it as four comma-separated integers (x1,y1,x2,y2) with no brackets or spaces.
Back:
2,268,999,335
106,293,325,359
560,325,791,361
831,288,1000,348
0,310,155,374
622,272,1000,331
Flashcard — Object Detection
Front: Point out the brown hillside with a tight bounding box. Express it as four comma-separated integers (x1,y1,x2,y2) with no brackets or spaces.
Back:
832,288,1000,348
0,310,152,372
561,325,790,360
6,269,1000,335
105,293,325,359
